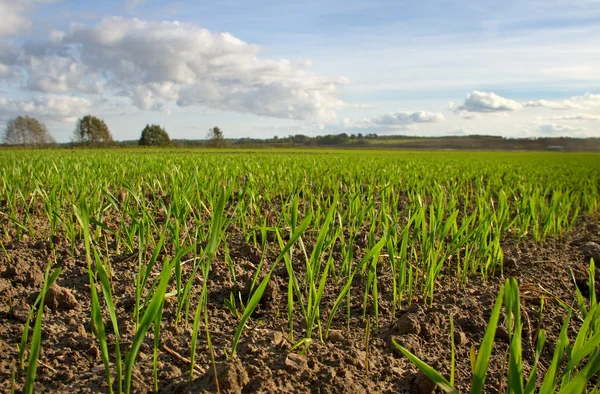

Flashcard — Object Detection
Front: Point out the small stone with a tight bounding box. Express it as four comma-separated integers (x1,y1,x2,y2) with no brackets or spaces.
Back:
285,353,308,372
327,330,345,343
580,242,600,263
397,313,421,336
414,370,437,394
453,331,468,346
270,331,284,346
44,284,78,311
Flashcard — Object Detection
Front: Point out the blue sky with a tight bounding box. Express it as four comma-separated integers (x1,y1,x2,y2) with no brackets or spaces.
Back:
1,0,599,141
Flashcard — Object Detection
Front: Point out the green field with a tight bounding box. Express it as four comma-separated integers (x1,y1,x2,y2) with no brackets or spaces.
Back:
2,148,600,393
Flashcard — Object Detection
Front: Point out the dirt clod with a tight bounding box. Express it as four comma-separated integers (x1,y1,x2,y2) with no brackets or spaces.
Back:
327,330,345,343
2,260,43,287
215,358,249,394
397,313,421,336
44,284,78,311
285,353,308,372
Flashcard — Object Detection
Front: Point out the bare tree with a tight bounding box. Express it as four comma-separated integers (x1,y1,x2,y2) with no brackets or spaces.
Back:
3,116,55,146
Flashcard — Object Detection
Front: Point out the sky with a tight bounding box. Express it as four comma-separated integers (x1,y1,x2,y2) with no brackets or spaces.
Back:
1,0,600,142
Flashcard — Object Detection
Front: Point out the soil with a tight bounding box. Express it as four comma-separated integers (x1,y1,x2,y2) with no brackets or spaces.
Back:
1,216,599,393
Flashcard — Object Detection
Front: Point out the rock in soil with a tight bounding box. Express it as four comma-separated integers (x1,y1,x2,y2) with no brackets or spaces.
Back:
327,330,345,343
44,284,78,311
285,353,308,372
580,242,600,263
453,331,468,346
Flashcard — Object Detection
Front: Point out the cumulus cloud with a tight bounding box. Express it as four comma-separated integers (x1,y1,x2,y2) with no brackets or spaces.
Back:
372,111,445,125
10,17,347,122
524,99,577,110
0,1,34,37
0,95,92,122
323,110,445,133
457,91,523,113
525,93,600,111
0,0,58,37
25,55,104,94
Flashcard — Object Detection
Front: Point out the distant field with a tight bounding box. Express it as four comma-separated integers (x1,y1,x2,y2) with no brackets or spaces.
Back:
1,149,600,393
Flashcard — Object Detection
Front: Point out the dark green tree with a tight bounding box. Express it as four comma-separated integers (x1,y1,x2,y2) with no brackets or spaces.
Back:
139,124,170,146
207,126,224,147
3,116,55,145
72,115,113,145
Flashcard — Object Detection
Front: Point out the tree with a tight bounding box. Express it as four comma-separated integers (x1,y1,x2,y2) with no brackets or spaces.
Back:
73,115,113,145
207,126,224,147
139,124,170,146
3,116,55,146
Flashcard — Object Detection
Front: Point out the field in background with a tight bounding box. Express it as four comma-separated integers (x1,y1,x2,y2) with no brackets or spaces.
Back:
1,148,600,393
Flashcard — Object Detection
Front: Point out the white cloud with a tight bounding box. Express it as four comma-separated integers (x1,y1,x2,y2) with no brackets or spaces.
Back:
0,1,33,37
0,0,57,37
0,63,9,76
525,93,600,111
0,95,92,122
547,114,600,121
457,111,482,120
372,111,444,125
25,55,104,94
317,110,446,134
250,109,445,137
537,123,590,137
524,99,578,110
14,17,347,122
457,91,523,113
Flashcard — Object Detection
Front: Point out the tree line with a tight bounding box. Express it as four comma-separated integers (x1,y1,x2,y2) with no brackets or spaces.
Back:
1,115,226,147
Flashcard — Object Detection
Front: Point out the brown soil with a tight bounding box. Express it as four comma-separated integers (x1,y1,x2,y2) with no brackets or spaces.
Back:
1,218,599,393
